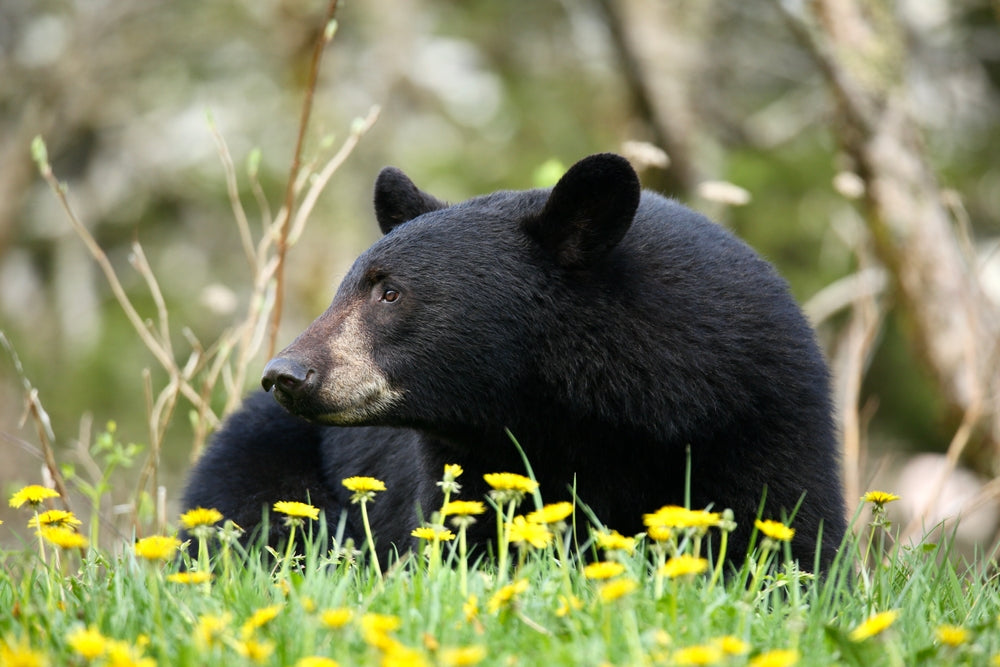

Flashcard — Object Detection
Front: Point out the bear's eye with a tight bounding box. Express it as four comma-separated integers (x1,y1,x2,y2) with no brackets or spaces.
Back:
380,288,400,303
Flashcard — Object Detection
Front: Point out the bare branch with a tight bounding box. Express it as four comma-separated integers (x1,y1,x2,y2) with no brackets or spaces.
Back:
268,0,341,359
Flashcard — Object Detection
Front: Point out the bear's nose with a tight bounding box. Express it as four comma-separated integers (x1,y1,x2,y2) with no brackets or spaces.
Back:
261,357,312,395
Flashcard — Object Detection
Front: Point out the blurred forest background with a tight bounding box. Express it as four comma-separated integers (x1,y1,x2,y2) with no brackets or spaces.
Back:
1,0,998,549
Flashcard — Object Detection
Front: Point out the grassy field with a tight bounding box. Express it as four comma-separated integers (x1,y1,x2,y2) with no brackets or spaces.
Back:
2,465,999,667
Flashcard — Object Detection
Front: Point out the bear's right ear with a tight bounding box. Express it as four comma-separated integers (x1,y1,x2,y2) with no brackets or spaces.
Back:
373,167,448,235
523,153,641,269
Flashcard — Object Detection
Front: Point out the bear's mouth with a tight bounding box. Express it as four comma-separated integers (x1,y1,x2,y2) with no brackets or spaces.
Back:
313,381,403,425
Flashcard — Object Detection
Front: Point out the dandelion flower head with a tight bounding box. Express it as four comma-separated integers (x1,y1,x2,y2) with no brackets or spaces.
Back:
593,529,636,554
39,526,89,550
28,509,81,529
166,571,212,585
66,626,107,660
935,625,970,647
583,561,626,580
180,507,224,529
660,554,709,579
849,610,899,641
439,645,487,667
411,526,455,541
526,502,573,525
748,648,800,667
673,644,723,666
272,500,320,520
862,490,900,506
441,500,486,516
483,472,538,493
342,476,387,493
319,608,353,629
643,505,721,530
598,578,638,603
9,485,60,509
506,515,553,548
755,519,795,542
487,579,529,614
134,535,181,561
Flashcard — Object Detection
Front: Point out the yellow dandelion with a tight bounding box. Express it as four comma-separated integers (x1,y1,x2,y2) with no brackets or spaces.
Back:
487,579,529,614
134,535,181,561
748,648,800,667
598,578,638,603
506,515,553,548
319,608,353,629
272,500,320,520
674,644,723,666
862,490,900,506
660,554,710,579
647,525,673,542
593,530,636,554
483,472,538,493
66,626,107,660
462,595,479,622
235,638,274,663
195,612,232,649
754,519,795,542
105,639,156,667
411,526,455,541
179,507,224,530
9,484,60,509
381,643,428,667
443,464,463,479
849,610,900,641
342,476,386,505
360,612,402,635
0,640,47,667
440,645,487,667
342,476,387,493
715,636,749,656
241,604,282,635
936,624,970,647
644,505,721,530
526,502,573,525
441,500,486,516
27,509,81,529
361,613,402,651
295,658,340,667
583,560,626,580
39,526,89,550
166,571,211,585
555,594,583,617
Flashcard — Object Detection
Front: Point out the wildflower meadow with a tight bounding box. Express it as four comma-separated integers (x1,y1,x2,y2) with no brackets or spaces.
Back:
4,11,999,664
3,465,1000,667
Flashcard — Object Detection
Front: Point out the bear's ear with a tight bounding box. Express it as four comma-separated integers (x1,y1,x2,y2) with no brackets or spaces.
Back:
523,153,641,268
373,167,448,235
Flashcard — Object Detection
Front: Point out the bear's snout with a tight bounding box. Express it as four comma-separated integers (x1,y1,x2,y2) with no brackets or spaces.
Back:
262,356,314,401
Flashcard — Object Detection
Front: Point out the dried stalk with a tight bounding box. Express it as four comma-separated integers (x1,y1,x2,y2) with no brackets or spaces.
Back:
268,0,341,359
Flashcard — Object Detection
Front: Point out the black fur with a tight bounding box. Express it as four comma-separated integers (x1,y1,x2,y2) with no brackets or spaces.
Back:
182,153,847,568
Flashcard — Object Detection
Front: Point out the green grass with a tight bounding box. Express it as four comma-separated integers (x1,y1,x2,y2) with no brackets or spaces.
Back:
3,479,999,667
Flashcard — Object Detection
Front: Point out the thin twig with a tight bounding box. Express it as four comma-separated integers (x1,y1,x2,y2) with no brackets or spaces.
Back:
129,241,172,358
288,105,381,246
268,0,341,359
0,331,73,511
210,117,258,271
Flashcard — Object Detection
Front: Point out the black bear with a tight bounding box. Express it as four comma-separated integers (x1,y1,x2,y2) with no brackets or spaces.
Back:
182,153,847,569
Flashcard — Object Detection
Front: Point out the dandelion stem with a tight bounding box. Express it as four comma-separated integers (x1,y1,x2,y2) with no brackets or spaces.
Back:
359,499,382,580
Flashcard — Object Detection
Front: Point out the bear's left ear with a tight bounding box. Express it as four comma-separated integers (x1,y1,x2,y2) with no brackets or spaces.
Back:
373,167,448,235
523,153,641,268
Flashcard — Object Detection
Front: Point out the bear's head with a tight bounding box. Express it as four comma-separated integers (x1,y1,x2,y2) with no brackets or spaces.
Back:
261,153,641,435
